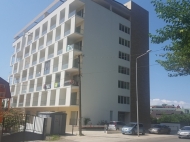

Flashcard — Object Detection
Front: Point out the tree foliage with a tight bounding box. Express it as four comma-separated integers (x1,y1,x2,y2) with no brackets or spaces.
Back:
150,0,190,77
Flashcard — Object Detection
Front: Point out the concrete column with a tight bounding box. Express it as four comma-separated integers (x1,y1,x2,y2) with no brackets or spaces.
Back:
63,37,67,53
65,87,71,106
47,90,51,106
38,92,42,106
23,94,26,107
55,89,60,106
30,93,33,106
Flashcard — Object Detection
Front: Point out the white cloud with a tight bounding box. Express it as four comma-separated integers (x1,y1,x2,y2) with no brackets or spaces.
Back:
150,99,190,108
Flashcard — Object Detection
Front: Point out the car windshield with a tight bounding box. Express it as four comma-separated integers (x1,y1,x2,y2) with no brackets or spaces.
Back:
153,125,161,128
181,127,190,130
125,124,136,127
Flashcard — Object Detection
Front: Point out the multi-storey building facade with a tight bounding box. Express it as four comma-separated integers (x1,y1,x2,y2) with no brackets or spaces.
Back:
9,0,150,130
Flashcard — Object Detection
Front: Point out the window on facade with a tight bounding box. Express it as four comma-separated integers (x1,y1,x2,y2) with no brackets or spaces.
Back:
119,51,130,61
44,60,50,75
119,37,130,48
119,23,130,34
118,80,129,89
118,66,129,75
118,95,130,104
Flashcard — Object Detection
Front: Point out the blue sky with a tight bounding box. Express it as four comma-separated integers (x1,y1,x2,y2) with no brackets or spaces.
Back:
0,0,190,108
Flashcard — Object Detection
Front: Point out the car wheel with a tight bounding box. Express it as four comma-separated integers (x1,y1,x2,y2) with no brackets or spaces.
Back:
178,136,181,139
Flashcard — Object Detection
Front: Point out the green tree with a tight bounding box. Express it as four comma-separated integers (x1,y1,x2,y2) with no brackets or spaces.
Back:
150,0,190,77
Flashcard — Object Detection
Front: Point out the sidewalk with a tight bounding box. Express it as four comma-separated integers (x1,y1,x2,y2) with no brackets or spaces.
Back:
28,130,177,142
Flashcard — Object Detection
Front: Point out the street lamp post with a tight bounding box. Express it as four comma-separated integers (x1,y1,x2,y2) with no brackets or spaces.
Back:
136,50,151,137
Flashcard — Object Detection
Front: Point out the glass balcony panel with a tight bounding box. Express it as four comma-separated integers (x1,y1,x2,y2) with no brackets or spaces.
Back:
36,72,41,77
32,101,38,106
39,45,44,50
25,101,30,106
46,40,52,46
27,40,32,45
48,53,54,59
16,48,20,52
59,18,65,24
44,84,51,89
28,74,33,79
75,27,83,34
66,44,82,52
70,99,79,105
69,11,76,18
53,66,58,72
59,99,65,105
42,30,47,36
50,24,56,30
36,86,42,91
55,35,60,41
29,88,34,92
21,89,26,93
16,58,22,62
50,100,55,106
24,53,29,58
25,64,29,69
64,80,78,86
32,61,37,66
13,69,17,73
44,69,50,75
64,30,70,36
41,101,46,106
31,49,36,54
57,49,62,55
22,77,27,82
73,60,79,68
35,35,39,40
62,64,68,69
39,57,45,63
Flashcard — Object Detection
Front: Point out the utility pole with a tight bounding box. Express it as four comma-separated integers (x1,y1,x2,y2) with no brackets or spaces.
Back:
78,55,82,136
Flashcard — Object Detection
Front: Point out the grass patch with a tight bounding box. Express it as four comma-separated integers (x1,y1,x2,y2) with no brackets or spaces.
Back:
46,135,60,141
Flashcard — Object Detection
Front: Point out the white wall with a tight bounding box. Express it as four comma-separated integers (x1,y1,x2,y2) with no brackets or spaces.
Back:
81,0,131,124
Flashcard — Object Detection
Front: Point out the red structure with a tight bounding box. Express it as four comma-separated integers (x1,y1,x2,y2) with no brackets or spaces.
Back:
0,77,11,122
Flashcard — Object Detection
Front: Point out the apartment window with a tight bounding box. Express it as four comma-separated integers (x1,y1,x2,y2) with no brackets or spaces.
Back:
118,80,129,89
118,96,130,104
119,23,130,34
119,51,130,61
44,60,50,75
118,66,129,75
119,37,130,48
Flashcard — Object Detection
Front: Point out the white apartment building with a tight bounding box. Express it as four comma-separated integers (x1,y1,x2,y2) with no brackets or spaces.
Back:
8,0,150,130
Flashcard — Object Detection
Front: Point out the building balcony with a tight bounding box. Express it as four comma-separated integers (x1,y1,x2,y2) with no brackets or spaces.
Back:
42,30,47,36
39,45,44,50
16,48,21,52
59,99,65,105
21,89,26,94
50,24,56,30
53,66,58,72
36,72,41,77
64,30,70,36
27,40,32,45
35,35,39,40
41,101,46,106
70,99,79,105
25,101,30,107
36,86,42,91
57,49,62,55
66,44,82,52
50,100,55,106
62,64,68,70
69,11,76,18
54,82,60,88
31,49,36,54
32,61,37,66
28,74,33,80
64,80,78,86
59,18,65,24
22,77,27,82
14,79,20,84
19,102,23,107
48,53,54,59
16,58,22,62
29,88,34,92
39,57,45,63
55,35,60,41
25,64,29,69
24,53,29,58
46,40,52,46
13,69,17,74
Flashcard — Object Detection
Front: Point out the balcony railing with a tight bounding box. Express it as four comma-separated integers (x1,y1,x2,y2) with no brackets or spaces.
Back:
21,90,26,94
75,28,84,34
25,64,29,69
41,101,46,106
28,74,33,79
48,53,54,59
27,40,32,45
59,99,65,105
42,30,47,36
14,79,20,84
55,35,60,41
35,35,39,40
69,10,76,18
31,49,36,54
50,100,55,106
57,49,62,55
36,72,41,77
59,18,65,24
50,24,56,30
16,58,22,62
29,88,34,92
22,77,27,82
16,48,20,52
64,80,78,86
13,69,17,74
32,101,38,106
73,60,79,68
25,101,30,106
70,99,79,105
46,40,52,46
53,66,58,72
38,45,44,50
24,53,29,58
32,61,37,66
36,86,42,91
64,30,70,36
19,103,23,107
39,57,45,63
54,82,60,88
66,44,82,52
62,64,68,69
